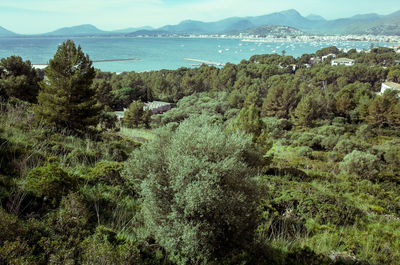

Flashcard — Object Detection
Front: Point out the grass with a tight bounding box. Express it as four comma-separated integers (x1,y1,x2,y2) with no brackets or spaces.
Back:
119,127,156,142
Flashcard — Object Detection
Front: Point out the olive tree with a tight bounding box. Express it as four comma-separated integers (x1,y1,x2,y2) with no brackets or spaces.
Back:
123,115,262,264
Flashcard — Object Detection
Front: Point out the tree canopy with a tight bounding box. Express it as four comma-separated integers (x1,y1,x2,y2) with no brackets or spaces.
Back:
35,40,99,133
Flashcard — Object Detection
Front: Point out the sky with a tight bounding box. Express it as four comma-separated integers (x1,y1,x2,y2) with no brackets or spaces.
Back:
1,0,399,34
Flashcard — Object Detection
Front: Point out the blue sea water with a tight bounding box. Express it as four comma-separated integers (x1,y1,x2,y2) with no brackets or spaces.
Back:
0,37,391,72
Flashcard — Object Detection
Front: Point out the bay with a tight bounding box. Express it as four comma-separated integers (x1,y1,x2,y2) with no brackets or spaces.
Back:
0,36,390,72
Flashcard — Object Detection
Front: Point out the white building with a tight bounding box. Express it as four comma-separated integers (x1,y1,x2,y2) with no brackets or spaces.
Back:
389,45,400,52
331,58,355,66
381,82,400,94
144,101,172,114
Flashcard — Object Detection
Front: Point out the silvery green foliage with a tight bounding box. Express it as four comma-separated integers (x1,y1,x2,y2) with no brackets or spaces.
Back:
339,150,380,178
124,115,260,264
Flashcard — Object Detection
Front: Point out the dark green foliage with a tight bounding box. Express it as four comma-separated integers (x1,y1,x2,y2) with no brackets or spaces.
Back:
155,92,233,127
261,74,301,119
23,163,76,206
35,40,99,134
231,104,263,136
3,47,400,264
93,79,115,108
124,115,262,264
123,100,151,128
316,46,340,57
89,161,124,185
292,96,319,127
387,68,400,83
0,56,42,103
366,90,399,127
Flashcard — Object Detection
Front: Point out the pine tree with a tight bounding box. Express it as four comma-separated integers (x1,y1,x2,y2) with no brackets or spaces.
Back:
292,96,317,127
35,40,99,133
123,100,144,128
231,104,263,137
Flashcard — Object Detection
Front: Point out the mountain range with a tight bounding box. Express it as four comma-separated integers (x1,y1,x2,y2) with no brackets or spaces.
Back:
1,9,400,37
0,26,18,36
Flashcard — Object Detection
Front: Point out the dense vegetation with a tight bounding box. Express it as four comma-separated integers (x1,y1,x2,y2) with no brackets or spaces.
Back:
1,40,400,264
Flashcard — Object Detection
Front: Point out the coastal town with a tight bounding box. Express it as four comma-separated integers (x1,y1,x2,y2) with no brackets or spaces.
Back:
182,33,400,44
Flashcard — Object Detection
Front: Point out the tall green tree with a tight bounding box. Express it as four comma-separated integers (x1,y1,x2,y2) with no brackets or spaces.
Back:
292,95,318,127
124,100,144,128
35,40,99,133
231,104,263,137
0,56,42,103
261,74,301,118
366,90,398,127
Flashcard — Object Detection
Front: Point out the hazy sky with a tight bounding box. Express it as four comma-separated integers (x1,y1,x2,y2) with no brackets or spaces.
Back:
1,0,399,34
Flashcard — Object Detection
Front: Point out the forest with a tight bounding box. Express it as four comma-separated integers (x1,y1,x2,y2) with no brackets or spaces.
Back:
1,41,400,264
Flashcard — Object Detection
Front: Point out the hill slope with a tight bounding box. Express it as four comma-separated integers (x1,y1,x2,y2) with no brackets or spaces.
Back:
0,26,17,36
43,24,107,36
229,25,303,36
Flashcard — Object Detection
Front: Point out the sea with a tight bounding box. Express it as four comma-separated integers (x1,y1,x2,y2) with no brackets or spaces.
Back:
0,36,393,73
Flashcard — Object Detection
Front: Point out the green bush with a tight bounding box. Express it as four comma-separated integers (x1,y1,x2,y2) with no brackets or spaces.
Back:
292,132,323,150
339,150,380,178
295,146,313,158
124,115,262,264
0,240,37,265
80,226,141,265
23,163,76,205
89,161,124,185
333,138,368,154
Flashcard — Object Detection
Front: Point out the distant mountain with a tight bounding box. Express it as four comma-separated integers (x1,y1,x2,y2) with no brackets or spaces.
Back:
43,24,107,36
125,29,171,37
306,14,326,21
112,26,154,34
159,9,313,34
0,26,17,36
313,13,383,34
246,9,314,30
6,9,400,37
158,9,400,35
228,25,303,36
348,10,400,35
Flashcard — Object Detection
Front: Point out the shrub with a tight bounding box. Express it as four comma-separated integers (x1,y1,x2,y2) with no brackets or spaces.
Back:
123,115,262,264
66,147,100,166
333,138,368,154
292,132,323,150
0,240,37,265
295,146,313,158
339,150,380,178
23,163,76,205
80,226,141,265
89,161,124,185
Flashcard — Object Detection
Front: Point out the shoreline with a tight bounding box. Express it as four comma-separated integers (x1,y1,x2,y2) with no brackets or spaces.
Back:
1,34,400,43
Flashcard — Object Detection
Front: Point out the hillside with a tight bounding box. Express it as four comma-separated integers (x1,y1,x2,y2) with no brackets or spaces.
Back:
43,24,107,36
229,25,304,36
1,43,400,264
160,9,313,34
0,26,17,36
348,10,400,35
158,9,400,35
111,26,154,34
125,29,171,37
4,9,400,37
